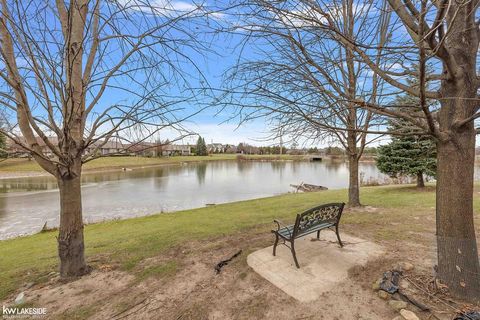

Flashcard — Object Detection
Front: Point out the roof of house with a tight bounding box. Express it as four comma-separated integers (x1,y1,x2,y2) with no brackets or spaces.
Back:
163,144,191,151
94,140,125,149
6,136,59,152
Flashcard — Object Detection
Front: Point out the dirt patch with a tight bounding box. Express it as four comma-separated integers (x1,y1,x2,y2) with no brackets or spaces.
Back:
100,233,394,320
24,270,134,317
4,205,479,319
4,232,394,319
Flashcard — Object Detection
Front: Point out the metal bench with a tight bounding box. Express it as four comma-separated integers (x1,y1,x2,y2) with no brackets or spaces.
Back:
271,202,345,268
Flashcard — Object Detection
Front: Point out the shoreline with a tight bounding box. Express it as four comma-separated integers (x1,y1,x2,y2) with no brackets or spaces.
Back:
0,183,429,242
0,155,379,180
0,191,294,241
0,155,309,180
0,171,49,179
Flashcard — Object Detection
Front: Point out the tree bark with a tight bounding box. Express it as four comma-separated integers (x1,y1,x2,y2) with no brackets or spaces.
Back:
416,172,424,188
436,127,480,301
343,2,362,208
432,4,480,300
348,153,361,207
57,172,89,277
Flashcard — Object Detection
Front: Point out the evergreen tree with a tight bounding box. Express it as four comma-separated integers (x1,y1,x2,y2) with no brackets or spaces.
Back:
196,136,203,155
196,136,208,156
376,74,437,187
376,136,436,187
202,138,208,156
202,138,208,155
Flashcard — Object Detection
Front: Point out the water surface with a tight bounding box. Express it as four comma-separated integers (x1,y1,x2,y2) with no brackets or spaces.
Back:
0,160,386,239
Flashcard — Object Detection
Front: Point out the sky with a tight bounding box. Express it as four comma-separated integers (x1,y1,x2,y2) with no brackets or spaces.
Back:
133,0,375,148
2,0,453,148
98,0,310,147
147,1,284,146
2,0,280,146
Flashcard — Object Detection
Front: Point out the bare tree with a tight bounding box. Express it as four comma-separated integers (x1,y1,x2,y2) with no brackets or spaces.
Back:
340,0,480,301
223,0,393,206
0,0,217,277
225,0,480,300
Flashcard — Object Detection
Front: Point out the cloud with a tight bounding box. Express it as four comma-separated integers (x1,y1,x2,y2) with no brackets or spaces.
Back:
231,1,376,34
276,1,376,28
137,120,284,146
179,122,270,145
386,62,404,71
117,0,224,19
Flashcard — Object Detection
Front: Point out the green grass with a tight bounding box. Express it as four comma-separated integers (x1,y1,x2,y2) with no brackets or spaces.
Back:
135,261,178,282
0,184,448,301
0,158,43,172
0,154,306,173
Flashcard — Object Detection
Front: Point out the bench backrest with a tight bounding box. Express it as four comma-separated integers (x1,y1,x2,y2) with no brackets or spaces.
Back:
293,203,345,236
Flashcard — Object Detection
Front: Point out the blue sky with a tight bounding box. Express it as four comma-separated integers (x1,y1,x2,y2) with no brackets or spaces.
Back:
93,0,278,146
104,0,420,148
2,0,274,146
85,0,294,147
3,0,438,148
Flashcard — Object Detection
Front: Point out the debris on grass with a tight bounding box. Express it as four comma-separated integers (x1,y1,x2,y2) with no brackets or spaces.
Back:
214,250,242,274
454,311,480,320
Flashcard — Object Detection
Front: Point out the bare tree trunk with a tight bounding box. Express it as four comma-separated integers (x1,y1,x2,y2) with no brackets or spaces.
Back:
346,113,361,207
416,172,425,188
348,154,361,207
344,3,361,208
436,117,480,301
57,172,89,277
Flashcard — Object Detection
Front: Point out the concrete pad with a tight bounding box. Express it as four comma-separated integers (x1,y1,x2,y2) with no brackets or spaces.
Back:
247,231,385,302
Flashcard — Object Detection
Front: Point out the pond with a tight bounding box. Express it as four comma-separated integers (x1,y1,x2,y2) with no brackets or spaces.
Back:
0,159,397,239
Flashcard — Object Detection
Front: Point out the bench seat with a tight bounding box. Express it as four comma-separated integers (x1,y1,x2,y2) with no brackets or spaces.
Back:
272,203,345,268
277,222,335,240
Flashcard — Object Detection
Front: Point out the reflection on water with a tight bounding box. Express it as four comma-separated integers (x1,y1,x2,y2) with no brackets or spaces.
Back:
196,163,207,185
0,160,394,239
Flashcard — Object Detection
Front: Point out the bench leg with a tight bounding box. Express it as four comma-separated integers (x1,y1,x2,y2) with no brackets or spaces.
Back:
335,225,344,247
316,230,320,239
272,233,279,256
290,241,300,268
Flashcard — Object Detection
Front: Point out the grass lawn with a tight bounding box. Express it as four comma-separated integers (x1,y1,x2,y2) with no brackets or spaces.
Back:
0,154,306,173
0,184,462,302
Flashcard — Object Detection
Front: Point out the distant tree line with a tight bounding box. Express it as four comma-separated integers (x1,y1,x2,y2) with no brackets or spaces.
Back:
0,133,7,159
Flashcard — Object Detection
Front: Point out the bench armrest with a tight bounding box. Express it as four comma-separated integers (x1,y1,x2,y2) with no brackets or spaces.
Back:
273,219,292,237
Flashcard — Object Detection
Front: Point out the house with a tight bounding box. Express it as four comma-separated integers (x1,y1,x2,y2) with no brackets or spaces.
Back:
161,144,192,156
83,140,126,156
207,143,225,153
224,144,237,154
96,140,125,155
124,142,191,157
7,136,193,158
6,136,59,158
6,137,29,157
124,142,157,157
7,136,128,158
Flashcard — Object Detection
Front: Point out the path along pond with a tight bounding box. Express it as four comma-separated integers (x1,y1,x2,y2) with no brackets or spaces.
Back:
0,159,432,240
